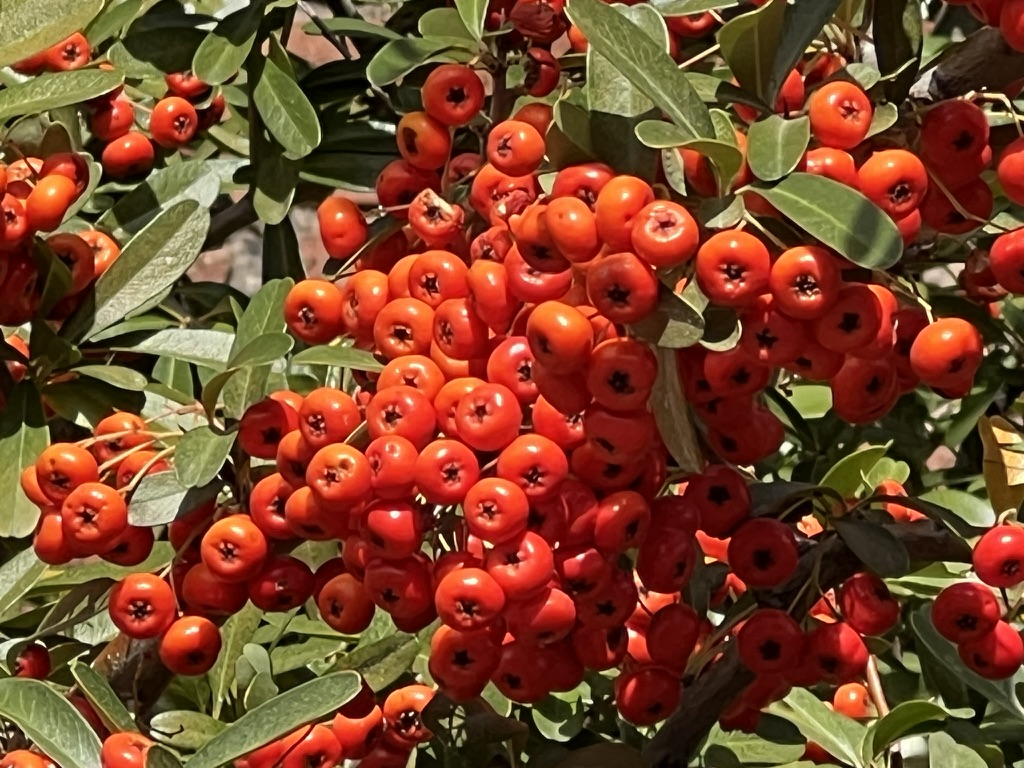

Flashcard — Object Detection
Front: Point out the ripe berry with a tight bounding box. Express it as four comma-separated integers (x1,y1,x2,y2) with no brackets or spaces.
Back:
931,582,1001,643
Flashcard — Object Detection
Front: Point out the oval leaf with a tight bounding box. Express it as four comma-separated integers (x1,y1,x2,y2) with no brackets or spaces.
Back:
748,173,904,269
292,344,384,372
0,69,122,121
71,200,211,341
833,519,910,578
768,688,868,768
650,347,703,473
746,115,810,182
70,661,137,733
174,426,237,488
0,383,48,538
188,672,362,768
0,678,102,768
253,37,322,158
192,2,263,85
127,471,221,526
0,0,103,67
567,0,714,140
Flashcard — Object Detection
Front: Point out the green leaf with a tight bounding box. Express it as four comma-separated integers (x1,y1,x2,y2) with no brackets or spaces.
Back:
209,603,263,720
768,688,868,768
74,365,148,392
223,280,293,417
39,543,172,588
188,672,362,768
0,0,103,68
70,201,211,341
302,17,402,40
652,0,738,11
873,0,922,104
748,174,904,269
263,218,304,282
0,383,48,538
866,102,899,138
0,678,102,768
819,444,887,497
533,696,586,743
97,159,245,237
85,0,144,46
0,547,46,617
292,344,384,372
556,744,645,768
192,1,264,85
366,37,475,88
418,8,474,38
747,115,810,182
252,37,322,159
70,661,137,733
455,0,487,41
630,288,706,348
566,0,714,140
106,28,206,79
146,746,182,768
867,701,956,759
203,333,294,416
120,329,235,369
650,347,703,473
833,519,910,577
703,718,805,765
918,488,995,531
175,427,236,488
150,711,226,752
588,6,664,118
254,144,299,225
717,0,843,107
0,69,122,121
127,471,221,526
332,633,421,691
928,732,988,768
911,605,1024,721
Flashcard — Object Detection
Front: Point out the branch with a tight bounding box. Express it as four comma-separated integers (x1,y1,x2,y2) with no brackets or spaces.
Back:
642,523,971,768
203,197,259,252
913,27,1024,101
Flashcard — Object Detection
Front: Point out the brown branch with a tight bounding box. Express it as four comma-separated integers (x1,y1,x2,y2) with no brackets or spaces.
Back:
642,523,972,768
916,27,1024,101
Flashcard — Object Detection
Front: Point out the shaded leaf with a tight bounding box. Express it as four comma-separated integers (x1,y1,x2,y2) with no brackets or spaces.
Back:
833,519,910,577
192,2,263,85
209,603,263,720
254,145,299,226
366,37,476,87
332,633,420,692
917,488,995,532
819,444,887,497
188,672,362,768
263,217,304,282
651,347,703,473
874,0,922,104
252,37,322,159
768,688,867,768
302,18,402,40
0,548,47,618
748,174,903,269
867,700,957,759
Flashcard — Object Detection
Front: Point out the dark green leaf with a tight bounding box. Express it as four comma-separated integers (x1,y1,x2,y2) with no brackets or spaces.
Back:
70,201,211,341
0,70,121,121
748,174,903,269
192,2,264,85
651,347,703,473
175,426,236,488
150,711,226,752
41,378,145,431
747,116,810,182
533,696,586,742
254,144,299,225
70,662,137,733
263,218,304,282
765,0,845,106
0,0,103,68
567,0,714,140
210,603,263,720
0,678,102,768
768,688,868,768
703,719,805,765
252,37,321,159
630,288,706,348
127,471,221,526
188,672,362,768
332,633,420,691
556,744,645,768
301,18,402,40
873,0,922,103
292,344,384,372
0,383,48,538
202,333,293,416
74,365,148,391
911,605,1024,721
145,746,182,768
700,194,746,229
867,701,955,759
106,28,206,79
833,519,910,577
300,151,393,191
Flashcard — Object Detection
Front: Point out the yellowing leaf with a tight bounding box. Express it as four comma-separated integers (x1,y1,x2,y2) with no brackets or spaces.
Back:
978,416,1024,515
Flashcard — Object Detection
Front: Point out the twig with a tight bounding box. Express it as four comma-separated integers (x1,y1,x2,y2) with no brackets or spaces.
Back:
865,655,890,717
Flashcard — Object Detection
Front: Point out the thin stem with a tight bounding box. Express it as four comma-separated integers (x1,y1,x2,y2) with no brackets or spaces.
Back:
677,43,720,71
742,213,788,251
865,655,890,717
